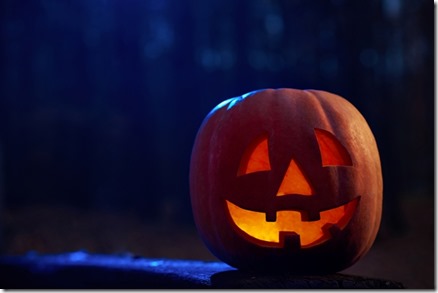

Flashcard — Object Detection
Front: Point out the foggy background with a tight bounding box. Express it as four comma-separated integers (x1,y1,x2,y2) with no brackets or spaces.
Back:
0,0,434,288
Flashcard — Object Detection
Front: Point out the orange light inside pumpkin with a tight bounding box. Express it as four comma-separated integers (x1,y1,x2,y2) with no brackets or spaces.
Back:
228,128,357,248
226,198,358,247
314,128,353,166
277,159,314,196
237,136,271,176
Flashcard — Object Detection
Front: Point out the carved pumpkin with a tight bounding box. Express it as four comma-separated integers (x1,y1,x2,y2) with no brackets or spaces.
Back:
189,88,382,273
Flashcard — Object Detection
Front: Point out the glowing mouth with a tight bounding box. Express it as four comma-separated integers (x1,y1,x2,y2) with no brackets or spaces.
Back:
226,197,359,248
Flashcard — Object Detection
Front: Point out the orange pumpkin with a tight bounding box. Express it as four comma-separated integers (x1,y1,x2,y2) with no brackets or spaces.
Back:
189,88,382,273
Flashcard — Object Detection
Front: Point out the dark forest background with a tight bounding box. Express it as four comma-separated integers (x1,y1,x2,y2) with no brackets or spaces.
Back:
0,0,434,288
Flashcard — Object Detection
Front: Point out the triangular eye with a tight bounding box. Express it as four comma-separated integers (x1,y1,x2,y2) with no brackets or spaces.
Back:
315,128,353,166
237,135,271,176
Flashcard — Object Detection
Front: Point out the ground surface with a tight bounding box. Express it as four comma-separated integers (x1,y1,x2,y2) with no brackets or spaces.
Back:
0,252,404,288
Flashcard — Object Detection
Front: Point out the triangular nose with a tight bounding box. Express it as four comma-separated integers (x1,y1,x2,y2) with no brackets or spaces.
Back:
276,159,314,196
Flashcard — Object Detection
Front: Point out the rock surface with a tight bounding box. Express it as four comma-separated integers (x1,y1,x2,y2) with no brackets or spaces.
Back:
0,251,404,289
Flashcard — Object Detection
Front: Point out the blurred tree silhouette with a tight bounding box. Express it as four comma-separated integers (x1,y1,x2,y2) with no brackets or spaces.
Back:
0,0,433,231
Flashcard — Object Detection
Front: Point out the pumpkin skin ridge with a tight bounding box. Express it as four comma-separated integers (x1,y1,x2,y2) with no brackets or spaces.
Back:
189,88,382,273
308,90,383,261
190,99,235,253
262,90,335,214
303,89,383,255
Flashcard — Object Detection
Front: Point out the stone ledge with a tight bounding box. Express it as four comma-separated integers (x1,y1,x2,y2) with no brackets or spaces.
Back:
0,251,404,289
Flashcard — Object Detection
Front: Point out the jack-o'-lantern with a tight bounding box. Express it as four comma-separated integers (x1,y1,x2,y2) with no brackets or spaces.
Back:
189,88,382,273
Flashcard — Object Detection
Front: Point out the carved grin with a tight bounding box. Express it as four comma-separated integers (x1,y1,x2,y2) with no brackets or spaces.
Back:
226,197,359,248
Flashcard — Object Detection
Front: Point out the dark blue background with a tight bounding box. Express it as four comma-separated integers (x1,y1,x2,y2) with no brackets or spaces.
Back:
0,0,433,248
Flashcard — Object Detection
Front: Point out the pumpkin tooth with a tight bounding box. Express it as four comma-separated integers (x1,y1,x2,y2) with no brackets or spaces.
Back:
323,223,341,238
300,210,321,222
265,211,277,222
279,231,301,250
